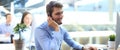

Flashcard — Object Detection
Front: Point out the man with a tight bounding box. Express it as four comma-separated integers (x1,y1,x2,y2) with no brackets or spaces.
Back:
0,13,14,43
34,1,97,50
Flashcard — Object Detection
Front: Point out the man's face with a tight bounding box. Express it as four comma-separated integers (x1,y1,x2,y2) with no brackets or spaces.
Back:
51,7,63,25
6,15,12,23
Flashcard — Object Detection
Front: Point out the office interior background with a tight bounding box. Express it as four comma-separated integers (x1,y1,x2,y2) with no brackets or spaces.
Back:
0,0,120,50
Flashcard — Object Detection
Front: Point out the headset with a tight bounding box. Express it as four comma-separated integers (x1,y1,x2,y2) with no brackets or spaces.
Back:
48,12,52,17
47,1,57,17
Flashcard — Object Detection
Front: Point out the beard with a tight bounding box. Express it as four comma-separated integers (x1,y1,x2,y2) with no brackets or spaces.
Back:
55,20,62,25
52,18,62,25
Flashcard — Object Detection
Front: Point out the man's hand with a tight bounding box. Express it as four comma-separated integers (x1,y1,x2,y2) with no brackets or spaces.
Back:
83,46,97,50
47,17,59,31
5,33,10,37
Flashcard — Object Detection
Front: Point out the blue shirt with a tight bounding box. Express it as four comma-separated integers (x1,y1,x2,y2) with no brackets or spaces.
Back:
0,23,13,34
0,23,14,42
34,21,83,50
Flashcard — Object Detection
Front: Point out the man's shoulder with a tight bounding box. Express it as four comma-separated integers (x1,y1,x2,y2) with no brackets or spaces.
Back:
36,22,48,29
35,22,48,34
0,23,5,26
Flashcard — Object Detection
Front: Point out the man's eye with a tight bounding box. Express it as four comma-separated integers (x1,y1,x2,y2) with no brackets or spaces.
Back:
56,13,61,15
56,12,63,15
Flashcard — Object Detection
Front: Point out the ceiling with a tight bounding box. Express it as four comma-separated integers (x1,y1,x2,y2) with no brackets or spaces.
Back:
0,0,14,16
0,0,44,15
0,0,14,7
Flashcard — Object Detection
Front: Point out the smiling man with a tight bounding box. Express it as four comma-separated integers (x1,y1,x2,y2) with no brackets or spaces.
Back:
34,1,97,50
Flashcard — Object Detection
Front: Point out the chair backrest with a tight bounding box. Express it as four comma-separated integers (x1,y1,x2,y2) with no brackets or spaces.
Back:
10,34,14,43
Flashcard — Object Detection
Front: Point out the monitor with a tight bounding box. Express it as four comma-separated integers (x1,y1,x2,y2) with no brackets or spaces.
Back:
115,12,120,50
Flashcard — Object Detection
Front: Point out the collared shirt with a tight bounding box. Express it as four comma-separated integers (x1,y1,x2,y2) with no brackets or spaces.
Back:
0,23,13,34
34,21,83,50
0,23,14,42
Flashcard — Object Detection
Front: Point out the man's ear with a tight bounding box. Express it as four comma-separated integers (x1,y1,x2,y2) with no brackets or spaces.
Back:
48,12,52,17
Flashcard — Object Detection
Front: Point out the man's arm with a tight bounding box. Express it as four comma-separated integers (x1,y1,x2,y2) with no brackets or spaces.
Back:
63,31,97,50
0,26,3,34
63,31,83,50
34,28,51,50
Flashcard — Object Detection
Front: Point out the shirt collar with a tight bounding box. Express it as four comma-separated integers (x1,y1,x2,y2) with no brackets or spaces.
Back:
5,23,11,26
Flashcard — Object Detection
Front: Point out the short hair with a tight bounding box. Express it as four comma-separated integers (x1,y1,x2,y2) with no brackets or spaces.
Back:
5,13,11,18
46,1,63,17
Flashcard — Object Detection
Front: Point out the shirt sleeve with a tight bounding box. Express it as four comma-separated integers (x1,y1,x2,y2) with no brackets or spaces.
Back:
34,28,51,50
63,31,83,50
0,26,2,34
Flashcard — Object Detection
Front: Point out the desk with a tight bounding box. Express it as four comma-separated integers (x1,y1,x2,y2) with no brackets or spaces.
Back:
85,44,120,50
0,44,29,50
0,44,15,50
0,34,10,42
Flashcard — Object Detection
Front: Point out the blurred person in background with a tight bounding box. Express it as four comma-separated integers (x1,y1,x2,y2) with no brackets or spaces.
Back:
20,11,35,50
0,13,14,43
34,1,97,50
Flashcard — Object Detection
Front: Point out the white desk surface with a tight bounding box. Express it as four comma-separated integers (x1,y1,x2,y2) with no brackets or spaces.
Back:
0,44,15,50
0,44,29,50
85,44,120,50
0,34,10,42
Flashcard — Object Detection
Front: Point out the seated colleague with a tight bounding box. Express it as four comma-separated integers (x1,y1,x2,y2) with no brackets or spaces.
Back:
20,12,34,50
34,1,97,50
0,13,14,43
